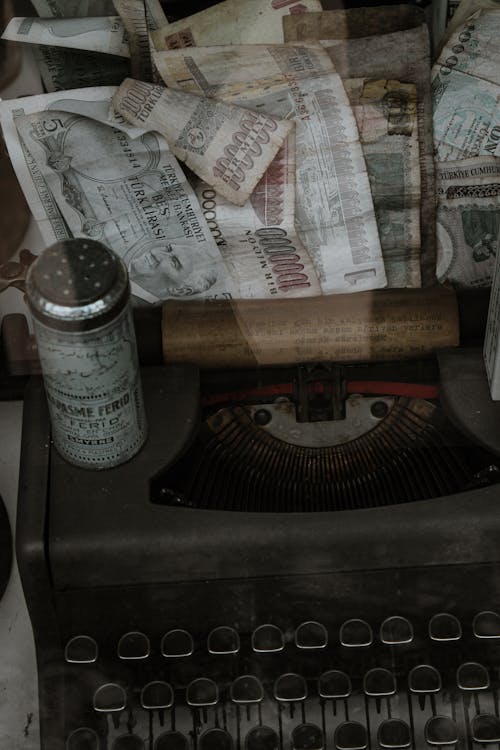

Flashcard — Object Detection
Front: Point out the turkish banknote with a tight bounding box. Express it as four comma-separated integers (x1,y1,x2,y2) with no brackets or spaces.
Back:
437,158,500,288
432,10,500,161
151,0,322,49
311,23,435,287
31,0,117,15
344,78,421,288
193,131,321,298
2,16,130,57
153,43,387,294
113,0,152,80
32,45,130,91
113,78,294,207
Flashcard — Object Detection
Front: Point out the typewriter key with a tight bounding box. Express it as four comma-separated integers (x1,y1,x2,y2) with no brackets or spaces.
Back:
456,662,490,691
295,621,328,650
473,610,500,639
334,721,368,750
161,629,194,658
141,681,174,710
318,670,352,700
408,665,442,694
379,616,414,645
339,619,373,648
291,723,324,750
186,677,219,707
252,624,284,653
65,635,98,664
273,673,307,702
377,719,411,749
428,613,462,641
207,625,240,654
424,716,458,746
363,668,396,697
245,726,279,750
471,714,500,744
117,631,150,660
93,683,127,713
66,727,99,750
230,675,264,704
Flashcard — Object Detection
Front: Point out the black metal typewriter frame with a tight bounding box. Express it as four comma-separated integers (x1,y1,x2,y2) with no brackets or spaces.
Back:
16,350,500,749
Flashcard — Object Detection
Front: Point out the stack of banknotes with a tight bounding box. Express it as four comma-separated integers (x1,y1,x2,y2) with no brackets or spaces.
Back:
1,0,499,302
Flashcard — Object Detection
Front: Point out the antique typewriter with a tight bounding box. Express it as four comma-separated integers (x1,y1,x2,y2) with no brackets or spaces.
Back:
13,285,500,750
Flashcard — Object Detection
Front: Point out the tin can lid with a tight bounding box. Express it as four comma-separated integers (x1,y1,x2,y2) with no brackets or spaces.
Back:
26,239,129,330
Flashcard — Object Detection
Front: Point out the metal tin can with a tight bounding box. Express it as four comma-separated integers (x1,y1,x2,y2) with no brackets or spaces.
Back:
26,238,147,469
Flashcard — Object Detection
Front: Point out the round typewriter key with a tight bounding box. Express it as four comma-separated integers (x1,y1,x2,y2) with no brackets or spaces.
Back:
273,673,307,702
456,662,490,691
141,681,174,710
379,616,413,645
65,635,98,664
292,723,324,750
424,716,458,746
252,624,284,653
334,721,368,750
199,728,233,750
118,631,150,660
112,736,144,749
428,613,461,641
471,714,500,743
93,683,126,713
186,677,219,707
377,719,411,749
245,726,279,750
408,665,442,694
154,731,188,750
66,727,99,750
207,626,240,654
363,668,396,697
318,670,352,699
230,675,264,704
340,619,373,648
161,629,194,658
473,610,500,639
295,621,328,650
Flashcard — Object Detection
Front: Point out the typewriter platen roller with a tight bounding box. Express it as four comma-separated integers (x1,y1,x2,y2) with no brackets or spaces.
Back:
16,348,500,750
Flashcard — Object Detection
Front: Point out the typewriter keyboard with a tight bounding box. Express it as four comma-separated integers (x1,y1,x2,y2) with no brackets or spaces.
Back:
53,610,500,749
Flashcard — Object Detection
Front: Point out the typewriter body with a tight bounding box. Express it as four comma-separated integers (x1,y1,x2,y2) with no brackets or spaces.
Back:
16,347,500,750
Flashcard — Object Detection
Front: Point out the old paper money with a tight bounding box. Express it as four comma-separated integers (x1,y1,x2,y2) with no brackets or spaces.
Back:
113,78,294,207
440,0,500,46
113,0,152,80
2,16,130,57
344,78,421,288
32,45,130,91
152,0,322,49
11,107,237,303
313,23,435,287
437,158,500,288
432,10,500,161
193,133,321,298
153,43,387,294
283,5,426,41
31,0,117,15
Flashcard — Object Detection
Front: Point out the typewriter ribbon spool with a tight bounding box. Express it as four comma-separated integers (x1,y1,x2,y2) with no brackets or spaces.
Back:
26,238,147,469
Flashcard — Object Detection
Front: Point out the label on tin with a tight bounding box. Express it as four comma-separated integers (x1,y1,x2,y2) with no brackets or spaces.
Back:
34,306,147,468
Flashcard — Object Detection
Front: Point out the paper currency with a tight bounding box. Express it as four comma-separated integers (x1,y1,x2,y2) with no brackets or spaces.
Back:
311,23,435,287
437,158,500,288
32,45,130,91
2,16,130,58
31,0,117,15
432,10,500,161
283,5,426,41
113,0,152,80
344,78,421,288
153,43,387,294
113,78,294,207
12,108,238,302
194,133,321,298
441,0,500,45
151,0,322,49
